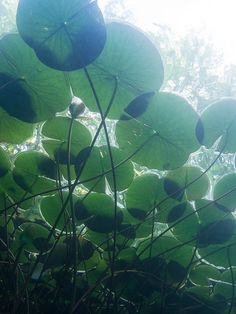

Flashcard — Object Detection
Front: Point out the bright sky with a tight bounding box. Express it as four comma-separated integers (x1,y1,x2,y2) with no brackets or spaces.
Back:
98,0,236,64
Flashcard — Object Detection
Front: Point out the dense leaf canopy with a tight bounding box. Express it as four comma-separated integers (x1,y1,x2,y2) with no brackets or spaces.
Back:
0,0,236,313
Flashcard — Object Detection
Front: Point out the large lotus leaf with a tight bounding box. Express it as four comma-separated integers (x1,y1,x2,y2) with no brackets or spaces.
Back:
213,173,236,211
17,0,106,71
171,202,200,244
0,147,11,177
0,172,34,209
19,222,54,253
137,235,194,270
42,116,92,165
185,286,216,307
198,240,236,268
196,200,236,267
166,166,210,201
42,236,95,268
0,34,71,122
197,98,236,152
0,108,34,144
189,264,221,287
196,199,235,225
74,193,123,233
116,92,200,170
76,145,134,193
13,168,57,196
12,151,57,195
14,151,57,179
40,192,79,230
125,174,184,222
69,22,164,119
214,268,236,300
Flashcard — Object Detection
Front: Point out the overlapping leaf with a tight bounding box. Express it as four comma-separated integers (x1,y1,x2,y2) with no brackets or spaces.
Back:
197,98,236,152
75,145,134,192
42,116,92,165
0,34,71,122
16,0,106,71
70,22,164,118
116,92,200,170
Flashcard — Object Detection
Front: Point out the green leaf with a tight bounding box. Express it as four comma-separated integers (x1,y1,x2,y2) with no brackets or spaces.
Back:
125,174,178,221
12,151,57,195
76,145,134,193
214,268,236,299
171,202,200,244
196,200,236,267
0,107,34,144
198,98,236,152
198,219,236,247
0,147,11,177
17,0,106,71
213,173,236,211
116,92,200,170
69,22,164,119
14,151,57,179
189,265,221,286
40,192,79,230
121,92,155,120
0,34,71,122
74,193,123,233
137,235,194,269
0,172,34,209
166,166,210,201
19,222,54,253
42,116,92,164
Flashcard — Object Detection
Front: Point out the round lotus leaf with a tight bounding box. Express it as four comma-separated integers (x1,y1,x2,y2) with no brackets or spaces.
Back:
214,268,236,300
116,92,200,170
198,241,236,268
0,34,71,122
70,22,164,119
0,107,34,144
40,192,79,230
125,174,182,222
19,222,54,253
0,147,11,177
42,116,91,165
76,145,134,193
16,0,106,71
198,217,236,247
14,151,57,179
196,200,236,266
213,173,236,211
74,193,123,233
185,286,213,304
189,265,221,286
196,199,235,224
0,172,34,209
171,202,200,244
137,235,194,270
166,166,210,201
12,167,56,196
197,98,236,153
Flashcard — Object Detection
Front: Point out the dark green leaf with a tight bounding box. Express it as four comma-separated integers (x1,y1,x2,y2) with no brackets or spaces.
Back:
70,22,164,118
0,34,71,122
17,0,106,70
116,92,200,170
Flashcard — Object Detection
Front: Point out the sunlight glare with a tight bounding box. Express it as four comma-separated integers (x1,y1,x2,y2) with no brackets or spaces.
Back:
99,0,236,64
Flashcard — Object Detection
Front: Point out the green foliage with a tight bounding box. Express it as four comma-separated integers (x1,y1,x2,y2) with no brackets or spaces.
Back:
0,1,236,313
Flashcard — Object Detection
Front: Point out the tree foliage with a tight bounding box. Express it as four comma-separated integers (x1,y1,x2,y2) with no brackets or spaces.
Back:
0,1,236,313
